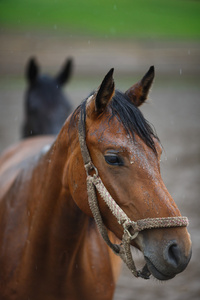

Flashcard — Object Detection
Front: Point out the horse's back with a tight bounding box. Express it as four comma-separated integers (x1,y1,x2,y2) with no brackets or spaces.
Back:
0,136,54,199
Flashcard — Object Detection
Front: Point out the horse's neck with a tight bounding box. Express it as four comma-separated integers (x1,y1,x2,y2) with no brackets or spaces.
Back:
27,121,90,263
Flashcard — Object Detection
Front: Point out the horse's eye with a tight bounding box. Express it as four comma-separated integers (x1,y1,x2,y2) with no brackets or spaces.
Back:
104,155,123,166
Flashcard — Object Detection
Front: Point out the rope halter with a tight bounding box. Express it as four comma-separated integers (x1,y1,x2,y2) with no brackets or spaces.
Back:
78,101,189,279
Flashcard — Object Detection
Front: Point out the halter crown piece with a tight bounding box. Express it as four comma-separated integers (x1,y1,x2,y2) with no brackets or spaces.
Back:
78,100,189,279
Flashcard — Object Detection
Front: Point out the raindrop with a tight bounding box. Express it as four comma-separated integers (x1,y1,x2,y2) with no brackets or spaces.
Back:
179,68,182,75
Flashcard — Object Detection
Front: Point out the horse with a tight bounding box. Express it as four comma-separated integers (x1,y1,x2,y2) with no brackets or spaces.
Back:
22,57,73,137
0,67,192,300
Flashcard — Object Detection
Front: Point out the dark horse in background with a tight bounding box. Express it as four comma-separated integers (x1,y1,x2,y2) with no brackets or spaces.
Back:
0,67,191,300
22,57,73,137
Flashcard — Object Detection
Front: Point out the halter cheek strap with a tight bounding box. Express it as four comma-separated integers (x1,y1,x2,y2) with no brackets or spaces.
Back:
78,104,189,279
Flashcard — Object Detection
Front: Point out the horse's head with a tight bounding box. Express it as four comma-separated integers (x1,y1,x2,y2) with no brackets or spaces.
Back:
67,67,192,281
22,57,73,137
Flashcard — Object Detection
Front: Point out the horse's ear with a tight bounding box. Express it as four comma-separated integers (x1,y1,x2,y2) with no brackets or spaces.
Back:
125,66,155,107
56,58,73,86
26,57,39,84
95,68,115,113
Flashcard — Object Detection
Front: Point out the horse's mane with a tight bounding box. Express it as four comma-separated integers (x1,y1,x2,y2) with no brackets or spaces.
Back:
70,90,158,153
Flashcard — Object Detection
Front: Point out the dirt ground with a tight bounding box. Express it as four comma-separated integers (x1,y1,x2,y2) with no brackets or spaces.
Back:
0,31,199,300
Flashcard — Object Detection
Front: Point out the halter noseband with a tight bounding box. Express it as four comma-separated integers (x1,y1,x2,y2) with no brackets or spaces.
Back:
78,100,189,279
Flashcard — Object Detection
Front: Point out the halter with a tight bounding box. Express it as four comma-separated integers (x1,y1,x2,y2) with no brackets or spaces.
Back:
78,99,189,279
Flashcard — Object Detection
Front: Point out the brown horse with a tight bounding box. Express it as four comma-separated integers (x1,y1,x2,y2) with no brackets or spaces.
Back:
0,67,191,300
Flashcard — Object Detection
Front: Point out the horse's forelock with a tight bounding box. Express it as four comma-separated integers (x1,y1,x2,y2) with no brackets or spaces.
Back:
69,92,158,154
109,90,158,153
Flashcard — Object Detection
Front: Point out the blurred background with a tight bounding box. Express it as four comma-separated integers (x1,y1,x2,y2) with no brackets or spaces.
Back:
0,1,199,299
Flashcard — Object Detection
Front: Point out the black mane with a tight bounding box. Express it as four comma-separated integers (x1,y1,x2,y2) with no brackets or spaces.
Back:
70,90,158,153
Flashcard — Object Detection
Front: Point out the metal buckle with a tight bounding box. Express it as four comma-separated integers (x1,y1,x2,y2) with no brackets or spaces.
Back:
123,221,139,240
85,162,98,177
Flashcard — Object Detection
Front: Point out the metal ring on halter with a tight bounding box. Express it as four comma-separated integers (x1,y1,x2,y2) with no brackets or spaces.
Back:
85,162,98,177
123,221,139,240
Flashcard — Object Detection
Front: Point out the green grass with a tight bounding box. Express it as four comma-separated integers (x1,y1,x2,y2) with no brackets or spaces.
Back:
0,0,199,39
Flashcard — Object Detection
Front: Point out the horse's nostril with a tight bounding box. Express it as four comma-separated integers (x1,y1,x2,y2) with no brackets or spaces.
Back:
166,243,181,267
169,244,180,265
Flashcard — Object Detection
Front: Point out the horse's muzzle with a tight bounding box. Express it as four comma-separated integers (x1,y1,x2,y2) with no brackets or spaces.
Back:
143,239,192,280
